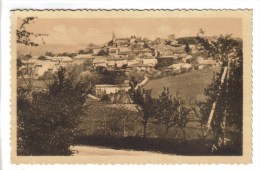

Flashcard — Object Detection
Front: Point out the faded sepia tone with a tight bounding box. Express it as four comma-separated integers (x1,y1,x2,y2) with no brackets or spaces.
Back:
11,10,252,164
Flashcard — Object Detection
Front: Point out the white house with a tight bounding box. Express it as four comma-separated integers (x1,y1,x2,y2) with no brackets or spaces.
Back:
93,57,108,68
95,84,131,97
33,61,58,78
166,63,192,72
142,57,158,67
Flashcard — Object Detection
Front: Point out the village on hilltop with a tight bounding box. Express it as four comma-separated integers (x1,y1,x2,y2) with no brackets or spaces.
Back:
17,33,218,102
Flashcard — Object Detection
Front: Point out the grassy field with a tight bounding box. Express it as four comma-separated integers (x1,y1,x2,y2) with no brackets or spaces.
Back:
144,68,217,104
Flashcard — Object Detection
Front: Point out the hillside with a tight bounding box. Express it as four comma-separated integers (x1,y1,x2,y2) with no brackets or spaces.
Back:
144,68,217,104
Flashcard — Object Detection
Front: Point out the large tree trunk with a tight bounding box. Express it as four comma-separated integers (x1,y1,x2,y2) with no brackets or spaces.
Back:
182,128,186,141
143,120,148,138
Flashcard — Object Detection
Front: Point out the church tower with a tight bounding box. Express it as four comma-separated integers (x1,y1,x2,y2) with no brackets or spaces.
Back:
112,32,116,46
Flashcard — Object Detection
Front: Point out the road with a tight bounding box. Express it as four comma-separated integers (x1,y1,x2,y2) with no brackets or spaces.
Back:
70,145,179,164
72,145,173,156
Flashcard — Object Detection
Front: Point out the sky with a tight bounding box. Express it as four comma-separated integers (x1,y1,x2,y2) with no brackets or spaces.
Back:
21,18,242,46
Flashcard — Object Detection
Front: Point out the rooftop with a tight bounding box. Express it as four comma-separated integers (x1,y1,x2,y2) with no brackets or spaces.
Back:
74,54,95,59
127,62,153,68
158,55,180,59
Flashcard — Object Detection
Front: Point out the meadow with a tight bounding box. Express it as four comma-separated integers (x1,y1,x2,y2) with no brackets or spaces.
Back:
144,67,217,104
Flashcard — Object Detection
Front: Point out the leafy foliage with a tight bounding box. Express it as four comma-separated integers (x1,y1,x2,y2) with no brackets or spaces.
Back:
184,43,191,54
17,17,48,47
196,32,243,152
38,55,46,60
96,67,126,85
196,34,239,65
155,87,178,136
155,87,191,138
130,89,157,137
200,49,243,132
17,68,89,155
45,51,54,57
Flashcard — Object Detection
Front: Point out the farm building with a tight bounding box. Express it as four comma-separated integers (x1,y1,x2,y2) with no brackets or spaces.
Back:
95,84,131,97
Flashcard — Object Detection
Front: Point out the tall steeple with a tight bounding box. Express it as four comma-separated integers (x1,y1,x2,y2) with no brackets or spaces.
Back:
112,32,116,45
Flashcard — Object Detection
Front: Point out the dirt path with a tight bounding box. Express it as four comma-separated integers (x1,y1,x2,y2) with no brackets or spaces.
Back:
70,145,179,163
71,145,173,157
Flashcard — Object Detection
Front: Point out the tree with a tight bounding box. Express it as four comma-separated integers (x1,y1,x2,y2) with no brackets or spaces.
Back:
196,32,243,152
38,55,46,60
17,67,89,155
153,38,161,45
130,89,157,138
155,87,178,137
45,51,54,57
96,68,126,85
97,49,108,56
17,17,48,52
78,50,84,54
196,34,238,65
17,58,23,68
155,87,191,139
184,43,191,54
17,17,48,101
108,40,114,46
143,42,149,48
17,17,39,47
164,40,172,46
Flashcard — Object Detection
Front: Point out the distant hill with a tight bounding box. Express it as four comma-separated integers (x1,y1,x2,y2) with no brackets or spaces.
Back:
177,36,242,46
17,44,89,56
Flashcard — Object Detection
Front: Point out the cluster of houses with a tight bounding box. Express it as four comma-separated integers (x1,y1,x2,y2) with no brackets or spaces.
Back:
18,33,218,101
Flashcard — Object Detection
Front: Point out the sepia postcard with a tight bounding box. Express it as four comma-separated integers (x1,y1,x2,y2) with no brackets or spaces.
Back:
10,9,252,164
